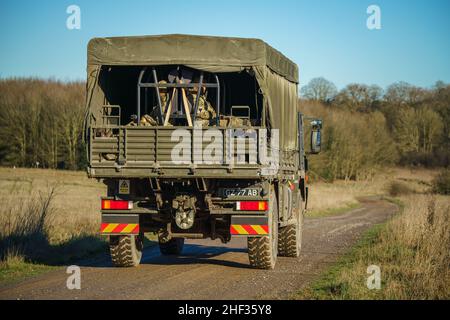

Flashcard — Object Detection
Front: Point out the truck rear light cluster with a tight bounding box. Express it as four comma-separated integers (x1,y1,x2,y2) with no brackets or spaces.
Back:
235,201,268,211
101,199,133,210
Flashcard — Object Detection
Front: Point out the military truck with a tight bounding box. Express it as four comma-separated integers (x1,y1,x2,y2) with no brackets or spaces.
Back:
84,34,322,269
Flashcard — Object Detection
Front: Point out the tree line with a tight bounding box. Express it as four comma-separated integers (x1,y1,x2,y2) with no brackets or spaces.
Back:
0,77,448,179
301,77,450,180
0,79,86,170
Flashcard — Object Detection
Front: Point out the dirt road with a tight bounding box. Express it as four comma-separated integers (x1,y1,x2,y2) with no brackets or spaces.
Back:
0,197,397,300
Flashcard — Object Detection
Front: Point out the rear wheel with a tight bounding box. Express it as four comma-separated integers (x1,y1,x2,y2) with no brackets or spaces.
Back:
159,237,185,255
109,234,143,267
247,189,278,269
278,204,304,257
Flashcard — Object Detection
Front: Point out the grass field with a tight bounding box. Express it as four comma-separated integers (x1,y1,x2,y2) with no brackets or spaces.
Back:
0,167,105,242
306,167,436,217
0,167,106,283
0,166,446,296
297,169,450,300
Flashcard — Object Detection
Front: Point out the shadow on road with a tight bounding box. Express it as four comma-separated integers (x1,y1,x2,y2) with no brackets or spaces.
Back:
1,232,108,267
75,242,250,269
141,243,250,269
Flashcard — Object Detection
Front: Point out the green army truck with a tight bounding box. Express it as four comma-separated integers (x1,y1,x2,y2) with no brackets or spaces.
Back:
84,34,322,269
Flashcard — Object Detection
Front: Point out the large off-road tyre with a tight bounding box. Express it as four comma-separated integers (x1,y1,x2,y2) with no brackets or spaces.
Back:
159,237,185,255
247,190,278,269
109,234,143,267
278,203,304,257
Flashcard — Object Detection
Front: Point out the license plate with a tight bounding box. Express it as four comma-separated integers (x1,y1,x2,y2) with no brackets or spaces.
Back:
220,188,260,197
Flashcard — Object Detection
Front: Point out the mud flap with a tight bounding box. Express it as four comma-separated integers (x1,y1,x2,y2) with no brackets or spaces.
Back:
230,215,269,237
100,214,140,235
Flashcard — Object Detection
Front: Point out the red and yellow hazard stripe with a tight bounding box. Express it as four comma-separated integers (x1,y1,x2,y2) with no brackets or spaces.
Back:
100,223,139,234
230,224,269,235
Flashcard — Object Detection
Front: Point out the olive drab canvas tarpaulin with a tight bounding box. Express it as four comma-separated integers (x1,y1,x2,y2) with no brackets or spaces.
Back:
86,34,299,151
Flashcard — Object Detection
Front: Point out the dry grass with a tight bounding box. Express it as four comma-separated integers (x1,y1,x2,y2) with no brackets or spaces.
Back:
299,167,449,299
299,193,450,299
380,194,449,298
0,187,56,260
1,165,446,297
307,178,383,216
387,181,415,197
0,167,104,244
346,195,449,299
0,167,106,269
307,167,437,217
10,166,431,239
432,169,450,195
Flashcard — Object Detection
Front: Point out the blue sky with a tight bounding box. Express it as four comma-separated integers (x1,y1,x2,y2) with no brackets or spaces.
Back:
0,0,449,89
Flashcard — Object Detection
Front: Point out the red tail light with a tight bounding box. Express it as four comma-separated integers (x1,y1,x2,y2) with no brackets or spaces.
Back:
235,201,268,211
101,199,133,210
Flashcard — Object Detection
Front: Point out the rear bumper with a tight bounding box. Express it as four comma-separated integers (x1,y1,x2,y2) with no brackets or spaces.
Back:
230,215,269,236
100,213,140,235
99,212,269,238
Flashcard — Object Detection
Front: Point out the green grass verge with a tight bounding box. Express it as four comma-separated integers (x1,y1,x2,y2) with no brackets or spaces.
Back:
294,223,387,300
0,260,58,286
296,197,406,300
0,241,108,286
0,234,158,286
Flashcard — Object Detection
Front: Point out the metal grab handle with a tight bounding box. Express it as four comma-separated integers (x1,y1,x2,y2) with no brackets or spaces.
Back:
192,72,204,118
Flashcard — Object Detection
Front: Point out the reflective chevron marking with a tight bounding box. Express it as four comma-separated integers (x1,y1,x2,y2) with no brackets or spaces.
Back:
100,223,139,234
230,224,269,235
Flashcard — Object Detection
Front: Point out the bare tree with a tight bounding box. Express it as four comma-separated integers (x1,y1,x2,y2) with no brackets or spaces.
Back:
384,81,428,107
394,106,443,154
301,77,337,102
334,83,383,112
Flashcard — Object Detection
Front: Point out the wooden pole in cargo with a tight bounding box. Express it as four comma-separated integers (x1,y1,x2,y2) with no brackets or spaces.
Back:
164,88,176,126
179,79,193,127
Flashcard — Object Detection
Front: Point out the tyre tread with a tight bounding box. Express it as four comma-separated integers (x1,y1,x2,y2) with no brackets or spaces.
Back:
109,235,142,267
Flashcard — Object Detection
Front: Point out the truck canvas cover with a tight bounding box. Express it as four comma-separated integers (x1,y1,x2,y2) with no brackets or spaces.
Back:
86,34,299,151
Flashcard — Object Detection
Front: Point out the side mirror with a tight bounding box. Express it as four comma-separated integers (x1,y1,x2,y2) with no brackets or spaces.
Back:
310,119,322,154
